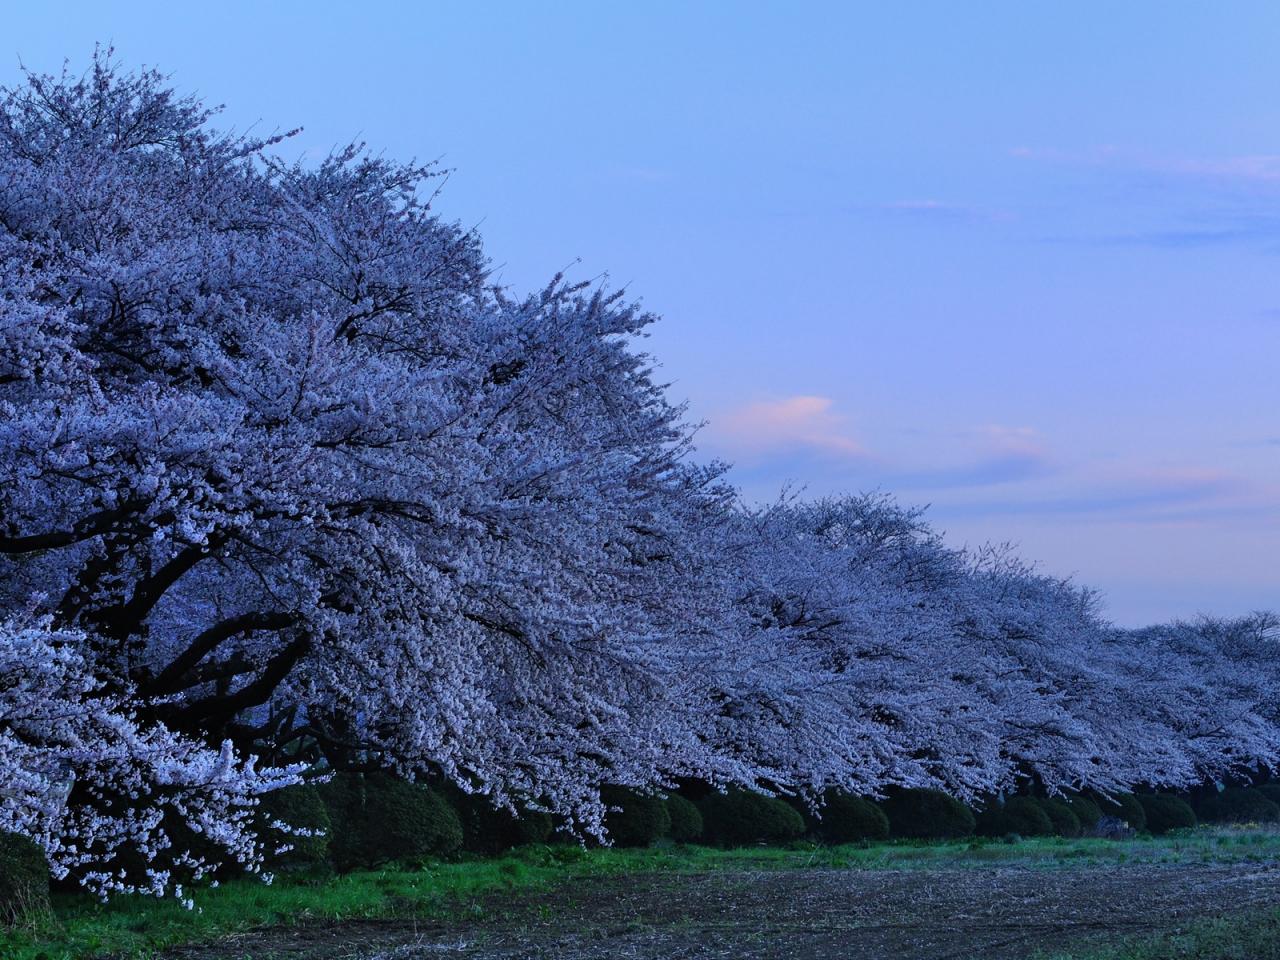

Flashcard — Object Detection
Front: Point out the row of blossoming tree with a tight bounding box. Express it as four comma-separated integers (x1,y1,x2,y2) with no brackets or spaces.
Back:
1,54,1276,900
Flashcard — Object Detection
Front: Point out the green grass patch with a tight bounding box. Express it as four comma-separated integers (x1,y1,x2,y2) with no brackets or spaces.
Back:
1040,906,1280,959
7,828,1280,960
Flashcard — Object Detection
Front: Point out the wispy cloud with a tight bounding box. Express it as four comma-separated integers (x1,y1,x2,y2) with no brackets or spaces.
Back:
864,198,1014,224
1044,213,1280,251
707,396,1274,529
706,399,1056,493
975,424,1047,458
937,467,1266,524
709,395,868,460
1228,435,1280,450
705,393,1278,530
882,199,975,217
1010,145,1280,186
1011,145,1280,250
892,425,1053,489
1164,155,1280,184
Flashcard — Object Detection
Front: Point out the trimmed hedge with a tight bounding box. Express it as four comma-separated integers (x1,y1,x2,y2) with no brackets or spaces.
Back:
601,786,671,848
317,771,365,871
665,794,704,843
975,797,1053,838
699,789,806,847
1095,793,1147,833
1253,784,1280,808
1039,798,1082,837
449,788,554,855
1198,787,1280,825
258,784,331,870
363,774,463,864
881,788,975,840
0,833,49,927
1064,794,1102,830
814,791,890,844
320,771,462,869
1136,793,1196,835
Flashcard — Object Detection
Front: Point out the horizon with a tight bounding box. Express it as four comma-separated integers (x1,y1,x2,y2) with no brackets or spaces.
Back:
7,1,1277,626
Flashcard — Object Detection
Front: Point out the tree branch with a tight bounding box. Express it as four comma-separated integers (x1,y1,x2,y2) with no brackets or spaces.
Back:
94,533,227,641
143,610,298,696
0,500,146,554
164,634,312,727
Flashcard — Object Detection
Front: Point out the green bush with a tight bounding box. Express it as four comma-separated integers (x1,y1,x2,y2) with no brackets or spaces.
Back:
365,774,463,864
664,794,704,843
0,833,49,927
449,789,554,855
1136,793,1196,835
1095,793,1147,832
258,784,331,870
1253,784,1280,808
813,791,890,844
975,797,1053,838
698,789,806,847
506,809,554,847
1038,798,1082,837
320,771,462,869
880,788,976,840
600,786,671,848
1198,787,1280,825
317,771,367,871
1064,793,1102,830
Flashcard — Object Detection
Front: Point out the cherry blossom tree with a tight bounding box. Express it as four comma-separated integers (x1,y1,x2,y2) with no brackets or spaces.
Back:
0,52,754,888
2,52,1278,898
728,495,1280,801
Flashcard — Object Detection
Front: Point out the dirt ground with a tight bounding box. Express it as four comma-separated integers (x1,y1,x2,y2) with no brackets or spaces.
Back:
162,861,1280,960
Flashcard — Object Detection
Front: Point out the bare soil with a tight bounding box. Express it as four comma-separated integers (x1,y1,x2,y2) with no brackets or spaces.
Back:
161,861,1280,959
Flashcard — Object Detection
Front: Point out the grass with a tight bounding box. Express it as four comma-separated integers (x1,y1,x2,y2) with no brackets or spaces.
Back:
1040,907,1280,959
7,828,1280,960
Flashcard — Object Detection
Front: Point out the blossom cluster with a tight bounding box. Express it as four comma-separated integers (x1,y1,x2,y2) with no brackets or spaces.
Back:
0,618,304,897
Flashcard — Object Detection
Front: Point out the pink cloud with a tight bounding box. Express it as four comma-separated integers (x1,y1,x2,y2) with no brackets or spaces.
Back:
710,395,868,459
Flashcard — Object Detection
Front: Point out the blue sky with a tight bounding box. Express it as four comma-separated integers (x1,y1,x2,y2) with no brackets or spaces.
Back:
6,2,1278,625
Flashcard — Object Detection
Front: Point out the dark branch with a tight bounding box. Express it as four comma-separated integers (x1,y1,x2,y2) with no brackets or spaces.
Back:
0,500,147,554
94,533,227,641
144,610,298,696
165,634,312,727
